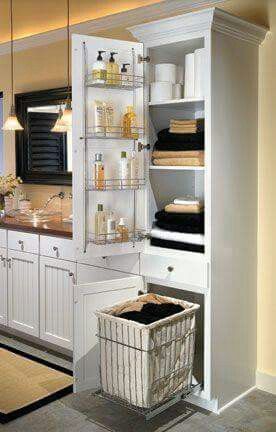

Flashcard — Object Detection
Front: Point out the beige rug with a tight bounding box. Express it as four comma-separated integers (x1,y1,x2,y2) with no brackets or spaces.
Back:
0,346,73,422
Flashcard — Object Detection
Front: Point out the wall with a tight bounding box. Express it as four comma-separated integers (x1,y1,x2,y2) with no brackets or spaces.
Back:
0,0,275,388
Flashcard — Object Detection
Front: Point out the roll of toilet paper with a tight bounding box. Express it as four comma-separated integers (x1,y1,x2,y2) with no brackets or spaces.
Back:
150,82,173,102
155,63,177,83
173,83,182,99
184,53,195,98
195,48,206,98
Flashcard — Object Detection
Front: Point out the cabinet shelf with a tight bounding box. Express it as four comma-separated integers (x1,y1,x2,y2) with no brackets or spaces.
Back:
85,126,144,140
89,230,146,245
86,178,145,191
149,98,204,110
86,74,143,90
150,165,204,171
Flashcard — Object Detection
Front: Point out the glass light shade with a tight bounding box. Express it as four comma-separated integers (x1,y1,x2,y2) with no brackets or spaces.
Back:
2,106,23,131
51,107,67,133
59,99,72,128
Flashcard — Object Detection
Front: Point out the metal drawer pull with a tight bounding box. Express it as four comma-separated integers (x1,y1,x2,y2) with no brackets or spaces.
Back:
69,272,76,284
53,246,59,258
7,258,12,268
18,240,24,251
0,255,6,267
167,266,174,272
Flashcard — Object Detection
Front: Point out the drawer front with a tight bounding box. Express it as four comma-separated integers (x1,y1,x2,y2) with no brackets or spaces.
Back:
0,229,7,248
78,253,140,275
140,253,208,288
40,235,75,261
8,230,39,254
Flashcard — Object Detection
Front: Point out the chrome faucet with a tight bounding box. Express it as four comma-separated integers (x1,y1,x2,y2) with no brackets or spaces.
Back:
43,192,65,209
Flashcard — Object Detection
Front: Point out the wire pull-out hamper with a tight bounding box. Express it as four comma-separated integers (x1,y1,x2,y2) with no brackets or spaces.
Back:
95,293,200,417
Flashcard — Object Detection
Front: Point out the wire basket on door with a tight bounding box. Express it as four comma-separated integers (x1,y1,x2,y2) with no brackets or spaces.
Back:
95,294,200,415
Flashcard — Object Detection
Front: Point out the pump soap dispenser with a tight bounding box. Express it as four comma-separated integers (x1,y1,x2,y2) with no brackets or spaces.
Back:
107,52,119,85
92,51,106,84
121,63,131,87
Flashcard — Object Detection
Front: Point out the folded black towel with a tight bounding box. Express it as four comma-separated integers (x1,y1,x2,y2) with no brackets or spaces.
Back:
154,129,204,151
155,210,204,233
151,237,205,253
155,220,204,234
119,302,184,325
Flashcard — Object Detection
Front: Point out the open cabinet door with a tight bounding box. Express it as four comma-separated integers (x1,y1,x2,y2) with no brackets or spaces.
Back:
72,34,148,263
73,274,144,392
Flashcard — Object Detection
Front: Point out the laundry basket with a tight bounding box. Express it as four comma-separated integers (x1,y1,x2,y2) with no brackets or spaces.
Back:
95,293,200,411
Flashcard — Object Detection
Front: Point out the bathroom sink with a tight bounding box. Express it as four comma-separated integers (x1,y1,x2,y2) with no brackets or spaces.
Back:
12,209,62,223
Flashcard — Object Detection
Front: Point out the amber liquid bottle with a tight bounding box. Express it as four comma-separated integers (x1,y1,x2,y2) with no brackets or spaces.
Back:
94,153,105,190
122,106,139,139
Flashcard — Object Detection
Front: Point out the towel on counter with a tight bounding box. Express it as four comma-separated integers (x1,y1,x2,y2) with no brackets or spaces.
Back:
151,227,204,245
152,150,204,159
151,237,204,253
153,157,204,166
165,203,204,213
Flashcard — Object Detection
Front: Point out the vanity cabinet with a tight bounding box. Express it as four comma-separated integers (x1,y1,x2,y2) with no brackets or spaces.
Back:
40,257,76,350
8,250,39,337
0,247,8,325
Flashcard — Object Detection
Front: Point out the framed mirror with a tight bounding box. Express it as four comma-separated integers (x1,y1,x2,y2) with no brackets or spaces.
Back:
16,87,72,185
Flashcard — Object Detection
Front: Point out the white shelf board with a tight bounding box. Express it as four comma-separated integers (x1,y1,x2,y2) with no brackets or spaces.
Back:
150,165,204,171
149,98,204,109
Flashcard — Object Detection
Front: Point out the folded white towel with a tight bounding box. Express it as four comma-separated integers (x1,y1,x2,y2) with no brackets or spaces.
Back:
151,227,205,245
173,196,202,206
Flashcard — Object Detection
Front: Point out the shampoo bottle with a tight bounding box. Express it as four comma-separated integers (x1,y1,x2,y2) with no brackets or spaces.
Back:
119,151,130,189
121,63,131,87
95,204,106,243
94,153,105,190
92,51,106,84
116,217,129,242
122,106,139,139
107,52,119,85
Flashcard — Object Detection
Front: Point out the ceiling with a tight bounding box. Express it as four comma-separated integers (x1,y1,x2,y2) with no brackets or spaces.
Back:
0,0,161,44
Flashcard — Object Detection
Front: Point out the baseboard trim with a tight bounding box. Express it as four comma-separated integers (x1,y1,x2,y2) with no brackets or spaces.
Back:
256,370,276,395
217,386,256,414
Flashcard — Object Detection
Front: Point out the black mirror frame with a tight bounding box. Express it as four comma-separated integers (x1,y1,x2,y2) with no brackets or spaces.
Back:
15,87,72,185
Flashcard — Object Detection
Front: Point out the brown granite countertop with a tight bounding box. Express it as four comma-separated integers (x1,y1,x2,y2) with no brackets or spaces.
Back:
0,216,72,238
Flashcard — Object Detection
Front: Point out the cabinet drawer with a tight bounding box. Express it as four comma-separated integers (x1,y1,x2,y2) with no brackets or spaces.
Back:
8,230,39,254
0,229,7,248
40,235,75,261
140,253,208,289
78,253,140,275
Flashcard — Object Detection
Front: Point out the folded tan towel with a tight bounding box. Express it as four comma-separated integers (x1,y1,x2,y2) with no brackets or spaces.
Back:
152,150,204,159
169,127,198,134
165,203,204,213
170,119,198,125
153,157,204,166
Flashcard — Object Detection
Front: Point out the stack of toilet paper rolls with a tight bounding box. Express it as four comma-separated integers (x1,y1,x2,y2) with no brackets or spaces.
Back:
184,48,206,99
150,63,183,103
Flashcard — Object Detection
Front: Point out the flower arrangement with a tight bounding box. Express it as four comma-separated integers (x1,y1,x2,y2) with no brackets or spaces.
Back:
0,174,22,211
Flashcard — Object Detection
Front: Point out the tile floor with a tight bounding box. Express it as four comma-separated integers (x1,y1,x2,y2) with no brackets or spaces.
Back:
1,333,276,432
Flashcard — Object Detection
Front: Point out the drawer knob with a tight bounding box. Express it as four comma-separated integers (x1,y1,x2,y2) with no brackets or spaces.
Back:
18,240,24,251
53,246,59,257
167,266,174,273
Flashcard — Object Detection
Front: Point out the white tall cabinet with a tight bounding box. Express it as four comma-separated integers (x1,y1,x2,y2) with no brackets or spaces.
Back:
71,7,267,412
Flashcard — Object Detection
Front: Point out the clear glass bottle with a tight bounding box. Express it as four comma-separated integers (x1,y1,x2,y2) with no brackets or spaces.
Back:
94,153,105,190
116,217,129,242
122,106,139,139
129,150,138,188
95,204,106,243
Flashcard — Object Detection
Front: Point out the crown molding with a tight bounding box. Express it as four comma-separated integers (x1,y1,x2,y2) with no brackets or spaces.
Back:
0,0,225,56
129,7,268,46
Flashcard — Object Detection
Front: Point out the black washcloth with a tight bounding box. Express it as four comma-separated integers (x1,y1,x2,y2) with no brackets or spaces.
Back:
119,302,184,324
155,210,204,234
154,129,204,151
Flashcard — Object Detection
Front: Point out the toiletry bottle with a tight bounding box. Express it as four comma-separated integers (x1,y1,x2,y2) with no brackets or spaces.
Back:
120,63,131,87
130,150,139,188
107,52,119,85
122,106,139,139
92,51,106,84
105,102,114,135
106,217,116,242
94,153,105,190
119,151,130,189
116,217,129,242
95,204,106,243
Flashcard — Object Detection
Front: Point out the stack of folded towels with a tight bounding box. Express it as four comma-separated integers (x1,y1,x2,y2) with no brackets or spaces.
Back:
151,196,204,253
152,119,204,167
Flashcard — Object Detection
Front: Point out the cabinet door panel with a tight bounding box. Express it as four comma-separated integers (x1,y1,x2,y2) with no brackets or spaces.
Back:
74,275,144,392
40,257,76,350
0,247,7,325
8,250,39,336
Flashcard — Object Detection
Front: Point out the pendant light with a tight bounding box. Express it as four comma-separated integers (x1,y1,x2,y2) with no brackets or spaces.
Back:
2,0,23,131
51,106,68,133
52,0,72,131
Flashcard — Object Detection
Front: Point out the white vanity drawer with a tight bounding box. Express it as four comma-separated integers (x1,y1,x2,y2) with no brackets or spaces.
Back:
78,253,140,275
140,253,208,289
40,235,75,261
0,229,7,248
8,230,39,254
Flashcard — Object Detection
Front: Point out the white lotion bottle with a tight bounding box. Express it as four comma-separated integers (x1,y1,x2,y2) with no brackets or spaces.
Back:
119,151,130,189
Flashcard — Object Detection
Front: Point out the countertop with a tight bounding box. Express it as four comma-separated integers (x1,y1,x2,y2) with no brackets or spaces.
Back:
0,216,73,238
